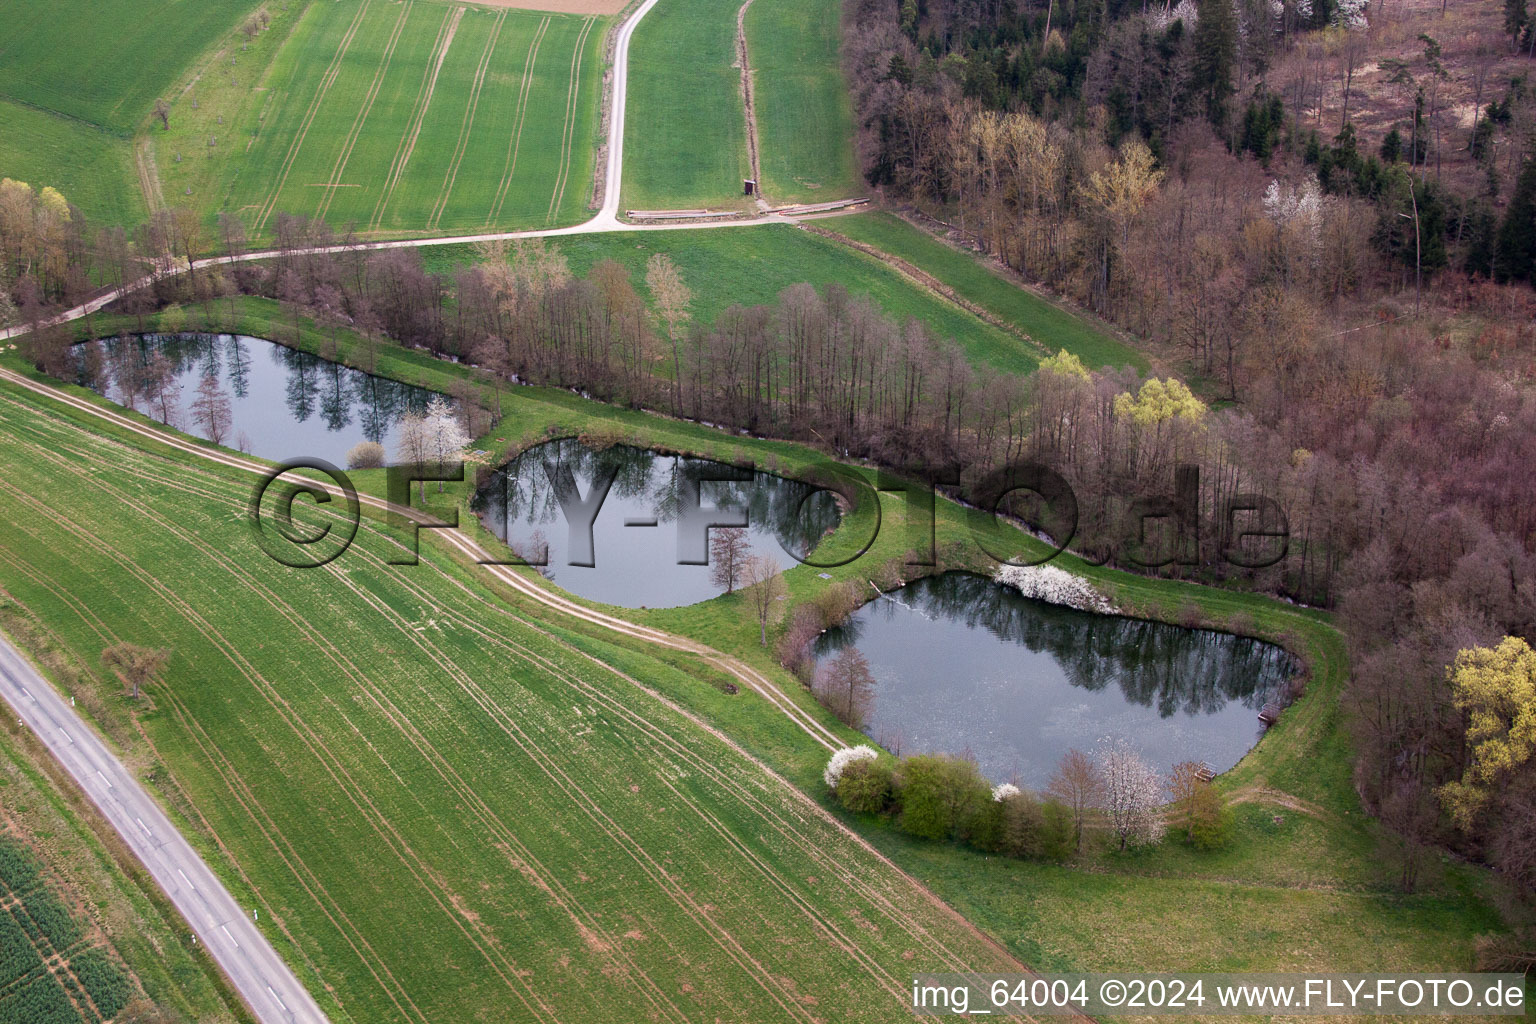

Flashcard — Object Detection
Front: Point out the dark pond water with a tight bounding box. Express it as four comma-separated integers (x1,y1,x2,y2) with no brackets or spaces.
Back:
815,572,1294,787
74,333,439,465
471,438,840,608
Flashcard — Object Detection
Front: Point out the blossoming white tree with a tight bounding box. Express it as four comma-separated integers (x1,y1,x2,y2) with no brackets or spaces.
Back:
823,745,879,790
423,396,469,493
991,782,1021,802
1098,739,1166,850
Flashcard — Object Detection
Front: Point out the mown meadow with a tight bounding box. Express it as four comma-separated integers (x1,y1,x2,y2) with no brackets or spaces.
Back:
621,0,751,211
744,0,860,202
621,0,860,210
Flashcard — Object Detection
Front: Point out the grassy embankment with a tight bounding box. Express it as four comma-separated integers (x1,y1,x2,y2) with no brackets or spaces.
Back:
154,0,603,240
824,211,1149,372
422,224,1045,374
47,295,1521,1000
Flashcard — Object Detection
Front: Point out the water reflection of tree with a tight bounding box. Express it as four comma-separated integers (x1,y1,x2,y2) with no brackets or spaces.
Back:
470,439,840,559
225,336,251,398
828,572,1292,718
76,334,436,447
318,362,353,432
277,346,319,423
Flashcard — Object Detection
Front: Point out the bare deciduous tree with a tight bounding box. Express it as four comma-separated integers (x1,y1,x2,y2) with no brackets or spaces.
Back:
645,253,691,409
1046,748,1103,852
741,554,786,645
101,643,170,699
709,527,749,594
814,646,876,729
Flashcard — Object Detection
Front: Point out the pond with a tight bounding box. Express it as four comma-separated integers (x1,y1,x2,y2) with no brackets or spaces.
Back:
74,333,440,466
471,438,840,609
814,572,1294,787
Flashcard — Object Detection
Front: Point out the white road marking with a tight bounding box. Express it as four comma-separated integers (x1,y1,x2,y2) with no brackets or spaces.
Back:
178,868,195,890
96,770,112,788
222,924,240,948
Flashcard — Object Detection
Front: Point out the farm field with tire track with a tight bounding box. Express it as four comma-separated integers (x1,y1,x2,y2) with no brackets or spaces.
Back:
154,0,603,239
743,0,859,203
0,382,1027,1024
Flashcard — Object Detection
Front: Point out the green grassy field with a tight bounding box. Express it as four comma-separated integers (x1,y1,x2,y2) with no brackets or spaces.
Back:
0,102,146,227
0,717,243,1024
0,0,258,225
825,212,1149,372
744,0,860,202
0,373,1035,1024
0,0,257,132
153,0,602,239
621,0,750,211
50,299,1522,1007
424,225,1044,373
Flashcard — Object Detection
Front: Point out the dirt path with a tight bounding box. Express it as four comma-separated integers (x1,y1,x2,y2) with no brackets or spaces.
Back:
803,223,1053,357
735,0,762,200
134,140,166,215
0,365,842,754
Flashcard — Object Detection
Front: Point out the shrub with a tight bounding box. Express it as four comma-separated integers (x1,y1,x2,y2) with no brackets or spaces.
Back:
836,759,894,814
1187,785,1234,851
811,581,861,628
823,745,879,790
893,754,991,842
346,441,386,469
1037,799,1077,861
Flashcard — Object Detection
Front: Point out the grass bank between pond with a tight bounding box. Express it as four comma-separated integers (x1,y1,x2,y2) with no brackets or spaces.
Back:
46,297,1522,992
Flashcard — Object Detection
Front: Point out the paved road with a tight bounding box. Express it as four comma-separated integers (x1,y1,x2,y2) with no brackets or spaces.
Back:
0,637,328,1024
